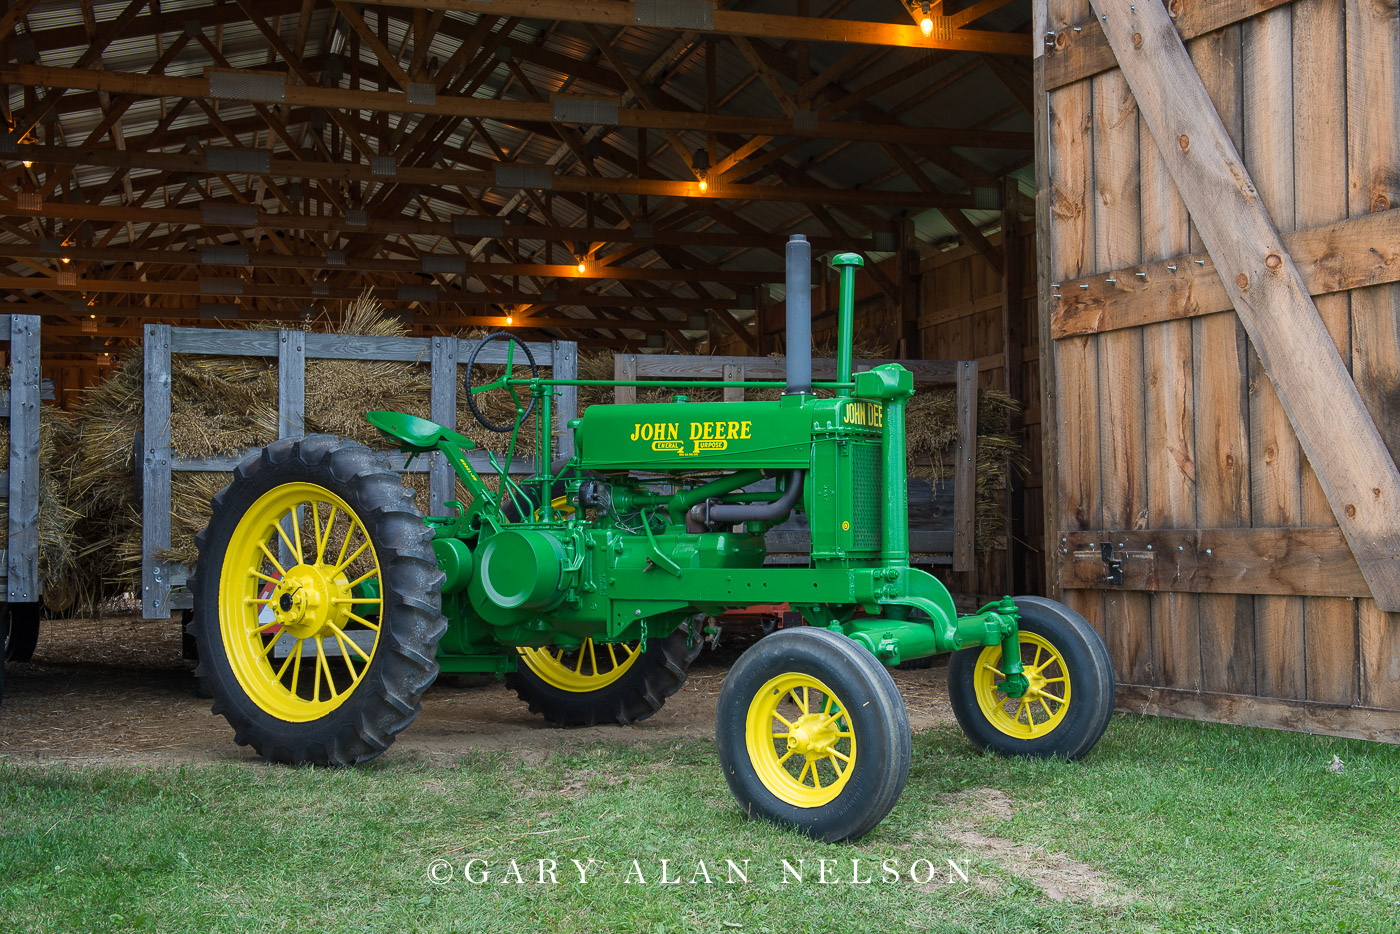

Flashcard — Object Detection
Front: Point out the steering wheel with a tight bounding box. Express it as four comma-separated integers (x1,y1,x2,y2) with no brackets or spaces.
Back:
465,331,539,433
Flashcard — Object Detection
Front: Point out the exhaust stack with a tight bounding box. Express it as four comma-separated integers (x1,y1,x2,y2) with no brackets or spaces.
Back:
784,234,812,395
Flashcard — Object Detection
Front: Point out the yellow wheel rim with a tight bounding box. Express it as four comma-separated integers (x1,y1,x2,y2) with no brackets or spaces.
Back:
218,482,383,722
516,639,641,692
745,672,857,808
973,632,1072,739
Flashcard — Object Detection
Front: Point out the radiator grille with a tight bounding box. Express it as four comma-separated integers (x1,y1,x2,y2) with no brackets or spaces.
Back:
851,443,882,551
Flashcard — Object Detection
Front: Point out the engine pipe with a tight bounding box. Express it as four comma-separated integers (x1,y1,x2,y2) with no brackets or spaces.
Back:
784,234,812,395
832,252,862,397
691,470,805,528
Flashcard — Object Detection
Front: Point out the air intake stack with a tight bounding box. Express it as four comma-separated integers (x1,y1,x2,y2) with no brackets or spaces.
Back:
784,234,812,396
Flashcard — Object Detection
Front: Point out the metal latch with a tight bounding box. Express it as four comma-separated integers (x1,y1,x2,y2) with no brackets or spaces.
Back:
1100,542,1123,585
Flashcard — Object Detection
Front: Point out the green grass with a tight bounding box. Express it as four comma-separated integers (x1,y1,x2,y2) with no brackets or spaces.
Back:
2,715,1398,934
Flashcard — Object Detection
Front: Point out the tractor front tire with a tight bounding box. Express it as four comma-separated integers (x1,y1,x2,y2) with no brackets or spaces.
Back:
947,596,1115,760
190,434,446,766
716,627,911,843
508,627,702,727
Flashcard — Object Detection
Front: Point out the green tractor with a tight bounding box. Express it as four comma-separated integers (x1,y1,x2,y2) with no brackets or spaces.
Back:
189,236,1114,842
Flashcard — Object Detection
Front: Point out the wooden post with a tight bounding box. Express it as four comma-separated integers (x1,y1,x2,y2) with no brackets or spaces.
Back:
722,362,745,401
277,329,305,440
1090,0,1400,612
953,359,979,592
553,339,578,459
142,323,172,619
430,335,457,512
896,218,920,359
614,353,637,404
6,315,39,604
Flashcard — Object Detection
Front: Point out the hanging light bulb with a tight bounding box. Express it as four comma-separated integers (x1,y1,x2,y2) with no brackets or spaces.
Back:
920,1,934,36
698,177,709,192
576,258,587,273
61,256,70,264
506,315,514,325
21,160,32,168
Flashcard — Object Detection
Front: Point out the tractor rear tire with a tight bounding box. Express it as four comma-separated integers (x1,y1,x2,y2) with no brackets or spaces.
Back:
190,434,446,766
947,596,1115,760
4,602,41,662
716,627,911,843
508,626,702,727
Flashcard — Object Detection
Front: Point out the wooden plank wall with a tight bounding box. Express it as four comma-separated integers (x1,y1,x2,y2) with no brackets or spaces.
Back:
1038,0,1400,741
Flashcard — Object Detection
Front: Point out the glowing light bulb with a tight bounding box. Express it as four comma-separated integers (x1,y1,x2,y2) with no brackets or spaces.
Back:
61,256,70,264
506,315,513,325
89,314,96,319
577,261,586,273
22,160,32,168
698,178,709,192
920,16,933,36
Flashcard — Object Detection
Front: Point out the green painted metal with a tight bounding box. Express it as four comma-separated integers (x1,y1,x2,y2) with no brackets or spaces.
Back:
365,250,1025,696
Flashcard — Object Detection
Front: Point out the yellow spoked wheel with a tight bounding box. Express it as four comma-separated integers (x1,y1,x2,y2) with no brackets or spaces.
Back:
191,436,446,766
507,626,702,728
717,627,910,843
744,672,856,808
516,639,642,692
219,482,383,721
947,596,1116,760
972,632,1071,740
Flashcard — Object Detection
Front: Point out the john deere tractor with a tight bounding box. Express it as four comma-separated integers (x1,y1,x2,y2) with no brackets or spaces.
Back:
190,236,1114,842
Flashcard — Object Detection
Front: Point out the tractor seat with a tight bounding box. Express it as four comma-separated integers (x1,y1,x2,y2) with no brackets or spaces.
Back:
365,411,477,453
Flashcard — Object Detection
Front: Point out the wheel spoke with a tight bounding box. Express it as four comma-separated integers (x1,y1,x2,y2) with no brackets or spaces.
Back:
573,646,586,674
258,542,288,578
273,644,296,682
587,639,598,677
796,759,811,785
317,506,338,564
771,712,792,729
1033,644,1042,668
334,539,370,576
346,568,378,589
289,507,305,564
330,629,360,681
788,689,804,712
327,622,372,663
830,748,851,764
1016,698,1030,723
274,520,301,565
776,749,795,766
346,612,380,631
310,502,323,564
250,568,281,585
334,525,357,569
259,634,281,658
810,763,822,789
290,641,304,694
607,643,618,668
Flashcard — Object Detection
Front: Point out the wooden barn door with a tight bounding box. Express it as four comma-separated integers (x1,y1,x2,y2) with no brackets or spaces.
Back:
1034,0,1400,741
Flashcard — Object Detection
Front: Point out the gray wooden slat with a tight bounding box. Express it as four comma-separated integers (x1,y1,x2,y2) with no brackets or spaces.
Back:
277,330,305,440
142,324,173,618
631,355,960,383
6,315,40,602
170,328,278,356
0,315,11,340
552,340,578,460
429,336,457,512
306,333,431,362
455,336,555,367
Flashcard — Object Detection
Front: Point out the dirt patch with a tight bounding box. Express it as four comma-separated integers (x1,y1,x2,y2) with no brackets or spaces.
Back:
0,615,956,768
932,786,1134,907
